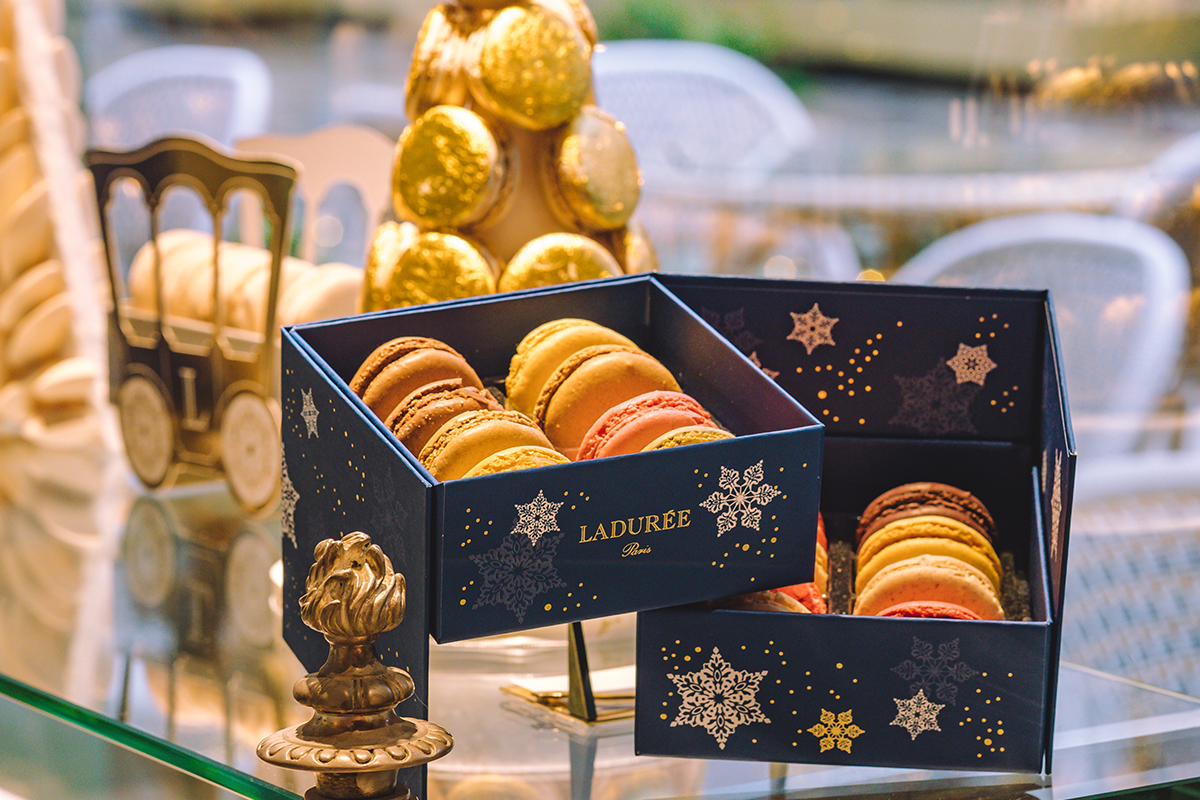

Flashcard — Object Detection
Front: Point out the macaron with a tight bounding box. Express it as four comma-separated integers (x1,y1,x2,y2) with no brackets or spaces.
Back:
877,600,982,620
720,589,810,614
770,512,828,612
496,232,621,294
856,514,1002,589
360,220,417,313
385,377,502,455
641,424,733,451
856,481,997,546
532,343,680,459
0,258,64,332
378,230,498,308
403,4,472,123
576,390,715,460
599,218,659,274
465,2,591,131
277,262,362,326
418,409,554,481
392,105,513,230
461,444,570,477
504,318,636,417
542,105,641,232
350,336,484,422
856,533,1001,595
853,553,1005,620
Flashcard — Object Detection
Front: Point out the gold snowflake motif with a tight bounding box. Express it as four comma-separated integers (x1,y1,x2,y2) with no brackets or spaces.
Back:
807,708,864,753
945,343,997,385
891,689,944,740
787,304,838,355
749,351,780,379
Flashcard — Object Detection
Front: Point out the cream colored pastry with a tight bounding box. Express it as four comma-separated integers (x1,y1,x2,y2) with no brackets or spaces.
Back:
0,180,53,284
0,259,64,332
176,241,266,322
0,143,39,223
0,107,27,157
5,292,70,374
128,229,212,311
225,254,311,333
29,356,98,407
278,262,362,326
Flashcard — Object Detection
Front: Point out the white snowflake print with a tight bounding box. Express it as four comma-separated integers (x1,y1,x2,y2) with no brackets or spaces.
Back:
301,388,320,437
668,647,770,749
945,343,998,386
1049,450,1063,568
280,458,298,548
700,461,780,536
512,490,563,546
892,637,978,706
891,689,944,740
787,304,838,355
470,531,567,623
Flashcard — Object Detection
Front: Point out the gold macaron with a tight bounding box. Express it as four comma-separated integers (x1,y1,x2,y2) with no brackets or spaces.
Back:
543,105,641,232
393,105,514,230
497,232,621,293
360,220,417,313
380,230,498,308
404,4,473,124
466,2,591,131
601,218,659,274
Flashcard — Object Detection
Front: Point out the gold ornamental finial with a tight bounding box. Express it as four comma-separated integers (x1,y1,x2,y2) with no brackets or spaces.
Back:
258,532,452,800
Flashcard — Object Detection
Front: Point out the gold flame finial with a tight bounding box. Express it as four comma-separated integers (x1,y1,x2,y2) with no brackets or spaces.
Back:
299,531,405,640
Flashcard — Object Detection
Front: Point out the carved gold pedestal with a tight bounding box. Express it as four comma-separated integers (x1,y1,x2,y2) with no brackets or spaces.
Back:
258,532,452,800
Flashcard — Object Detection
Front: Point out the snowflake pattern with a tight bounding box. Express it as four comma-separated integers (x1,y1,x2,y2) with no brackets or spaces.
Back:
700,461,781,535
892,637,978,706
667,647,770,749
301,389,320,437
890,362,979,435
470,531,567,623
280,459,298,549
807,708,865,753
749,351,780,379
891,689,944,740
946,343,998,386
701,307,763,355
512,490,563,546
787,303,838,355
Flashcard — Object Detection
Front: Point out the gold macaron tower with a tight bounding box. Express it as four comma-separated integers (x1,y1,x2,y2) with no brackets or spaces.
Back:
360,0,656,311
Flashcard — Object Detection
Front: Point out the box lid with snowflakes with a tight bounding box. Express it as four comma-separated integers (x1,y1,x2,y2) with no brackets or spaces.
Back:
636,275,1074,773
280,274,825,652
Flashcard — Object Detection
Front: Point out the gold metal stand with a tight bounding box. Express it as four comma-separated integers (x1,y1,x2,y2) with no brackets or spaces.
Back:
258,532,452,800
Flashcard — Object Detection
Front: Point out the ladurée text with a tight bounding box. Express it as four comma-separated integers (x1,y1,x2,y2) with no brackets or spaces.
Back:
579,509,690,543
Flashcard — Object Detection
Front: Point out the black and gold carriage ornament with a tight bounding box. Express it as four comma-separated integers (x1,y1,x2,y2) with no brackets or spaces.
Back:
258,532,452,800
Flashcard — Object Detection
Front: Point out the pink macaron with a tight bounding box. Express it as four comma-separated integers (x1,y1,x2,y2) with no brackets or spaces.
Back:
576,390,716,460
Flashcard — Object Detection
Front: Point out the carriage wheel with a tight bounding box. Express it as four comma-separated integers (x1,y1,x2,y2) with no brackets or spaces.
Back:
117,374,175,489
220,391,281,514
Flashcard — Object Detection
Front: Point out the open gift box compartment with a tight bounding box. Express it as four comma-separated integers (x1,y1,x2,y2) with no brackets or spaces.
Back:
634,274,1076,774
279,274,824,704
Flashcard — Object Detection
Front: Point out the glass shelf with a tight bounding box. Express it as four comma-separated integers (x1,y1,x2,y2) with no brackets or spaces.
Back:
2,438,1199,800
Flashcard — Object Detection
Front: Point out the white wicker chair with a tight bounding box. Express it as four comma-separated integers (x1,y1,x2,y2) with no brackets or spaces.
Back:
891,212,1190,457
85,45,272,149
592,39,858,280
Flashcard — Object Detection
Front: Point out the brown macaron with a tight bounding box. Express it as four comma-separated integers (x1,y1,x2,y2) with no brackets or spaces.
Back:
350,336,483,421
532,343,680,459
385,378,503,455
855,481,997,547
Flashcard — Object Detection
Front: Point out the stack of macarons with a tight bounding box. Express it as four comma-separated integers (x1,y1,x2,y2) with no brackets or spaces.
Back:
852,482,1005,621
724,512,828,614
350,335,568,481
127,229,362,333
505,318,730,460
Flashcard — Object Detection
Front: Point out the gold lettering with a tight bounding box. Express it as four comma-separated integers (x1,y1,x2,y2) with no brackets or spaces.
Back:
580,525,594,544
628,516,644,535
595,522,608,540
678,509,690,528
646,514,661,531
622,542,651,557
663,510,676,529
610,519,626,539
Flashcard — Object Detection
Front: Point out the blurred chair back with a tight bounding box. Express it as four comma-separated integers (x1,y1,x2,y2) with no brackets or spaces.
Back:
236,125,395,267
85,44,272,149
592,39,854,279
592,38,815,191
891,212,1189,458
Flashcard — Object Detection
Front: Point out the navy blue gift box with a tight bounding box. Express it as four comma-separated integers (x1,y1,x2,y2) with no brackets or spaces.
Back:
635,275,1075,773
279,275,824,706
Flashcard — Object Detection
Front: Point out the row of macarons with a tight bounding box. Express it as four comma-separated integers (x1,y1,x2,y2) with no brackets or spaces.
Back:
348,318,732,480
734,482,1008,621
